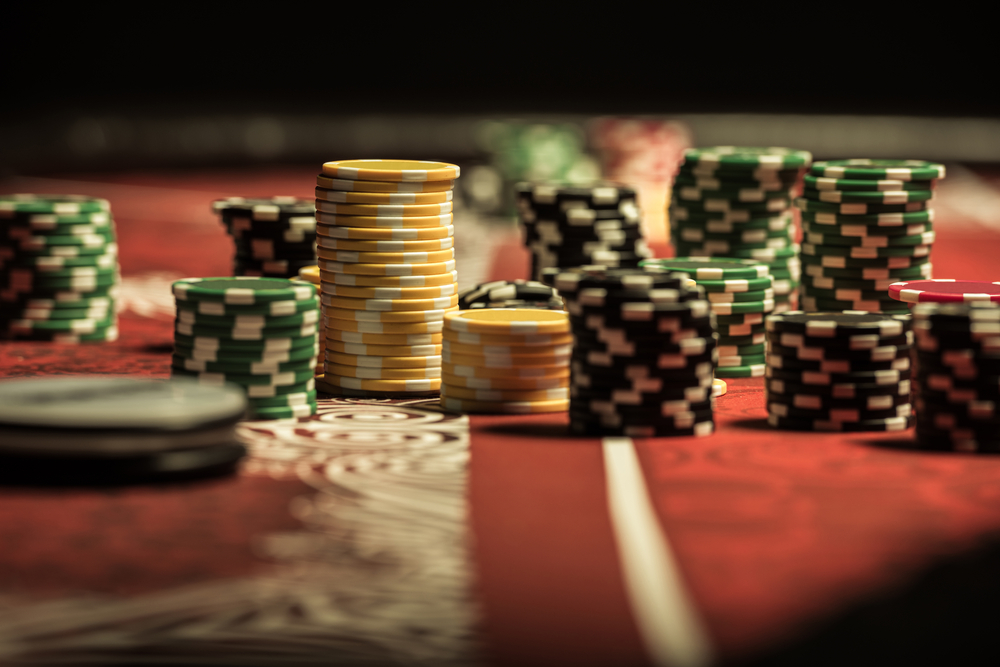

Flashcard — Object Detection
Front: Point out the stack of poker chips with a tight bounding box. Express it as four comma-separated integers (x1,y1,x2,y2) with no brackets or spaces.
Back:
642,258,774,379
556,267,717,437
516,182,651,282
457,279,563,311
670,146,812,313
0,194,120,342
170,277,319,419
440,309,571,413
312,159,460,397
212,197,317,278
796,159,944,314
765,311,915,432
297,265,324,376
912,302,1000,451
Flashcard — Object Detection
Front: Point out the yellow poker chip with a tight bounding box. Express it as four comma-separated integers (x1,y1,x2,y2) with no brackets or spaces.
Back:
321,269,458,288
326,329,442,346
322,294,459,312
440,383,570,402
444,340,573,358
315,200,454,217
327,340,443,357
325,351,441,369
316,247,455,265
324,362,441,380
320,373,442,393
320,159,460,182
440,396,569,414
315,236,454,253
441,372,569,391
325,317,445,335
442,350,570,369
316,211,453,229
713,377,728,397
316,223,455,241
441,329,574,347
316,174,455,193
323,305,456,323
443,362,570,380
314,187,453,205
444,308,570,336
297,265,320,284
321,282,457,300
318,258,456,276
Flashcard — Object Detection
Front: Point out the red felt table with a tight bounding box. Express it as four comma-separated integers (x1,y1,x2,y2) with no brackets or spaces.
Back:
2,167,999,666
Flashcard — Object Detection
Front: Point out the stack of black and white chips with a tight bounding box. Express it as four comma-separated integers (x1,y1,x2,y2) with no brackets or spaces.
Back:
516,182,651,282
765,311,915,431
212,197,317,278
457,279,563,310
555,267,717,437
912,302,1000,451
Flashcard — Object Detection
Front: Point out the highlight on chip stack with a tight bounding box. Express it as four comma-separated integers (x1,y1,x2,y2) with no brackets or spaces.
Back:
310,159,460,397
0,194,121,342
795,159,944,314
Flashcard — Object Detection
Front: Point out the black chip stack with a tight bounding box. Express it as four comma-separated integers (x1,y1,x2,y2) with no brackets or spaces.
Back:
555,267,717,437
457,279,563,311
516,182,650,282
795,159,944,314
670,147,812,314
0,194,120,342
912,302,1000,451
765,311,915,432
212,197,317,279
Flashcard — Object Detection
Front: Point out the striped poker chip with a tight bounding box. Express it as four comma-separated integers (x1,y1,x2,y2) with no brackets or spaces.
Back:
888,279,1000,303
457,279,560,310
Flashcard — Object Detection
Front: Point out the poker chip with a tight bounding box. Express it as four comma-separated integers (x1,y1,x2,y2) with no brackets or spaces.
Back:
316,236,454,253
314,200,453,217
314,186,453,205
320,159,460,182
682,146,813,170
457,279,563,311
319,258,456,276
320,374,441,394
317,223,455,241
810,160,946,181
212,197,316,279
441,373,569,391
889,279,1000,304
803,174,936,192
317,173,455,193
324,362,441,380
1,195,121,340
321,269,459,289
317,211,453,229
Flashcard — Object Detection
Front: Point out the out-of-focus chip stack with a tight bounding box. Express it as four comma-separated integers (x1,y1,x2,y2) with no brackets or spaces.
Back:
516,182,651,282
170,277,319,419
212,197,317,279
440,309,571,413
556,267,718,437
642,257,774,379
297,265,324,376
670,147,812,313
0,194,120,342
312,159,460,397
457,279,563,311
796,159,943,314
912,302,1000,451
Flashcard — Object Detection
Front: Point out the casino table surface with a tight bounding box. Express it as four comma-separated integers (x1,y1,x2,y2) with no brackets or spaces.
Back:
3,166,1000,666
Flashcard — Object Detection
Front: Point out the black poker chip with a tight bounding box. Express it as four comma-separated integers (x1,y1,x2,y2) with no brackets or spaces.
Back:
770,329,914,351
767,353,911,374
213,197,317,278
569,419,715,438
764,376,913,399
766,388,910,411
570,383,713,404
458,280,559,309
765,310,912,338
768,414,915,432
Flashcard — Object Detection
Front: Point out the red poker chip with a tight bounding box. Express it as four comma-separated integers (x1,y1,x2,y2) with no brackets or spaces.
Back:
888,279,1000,303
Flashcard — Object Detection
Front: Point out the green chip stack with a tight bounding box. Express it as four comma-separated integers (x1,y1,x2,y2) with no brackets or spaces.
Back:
170,277,320,419
640,257,777,378
0,194,120,342
670,146,812,313
795,159,944,314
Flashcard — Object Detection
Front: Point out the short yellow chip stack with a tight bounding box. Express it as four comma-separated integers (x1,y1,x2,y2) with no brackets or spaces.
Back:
441,309,571,413
312,160,460,396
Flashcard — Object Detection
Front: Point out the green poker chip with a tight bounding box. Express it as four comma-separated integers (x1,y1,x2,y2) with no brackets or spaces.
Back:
672,225,791,245
170,373,316,398
681,244,799,262
172,277,317,304
173,341,319,364
802,220,933,238
680,163,802,181
6,323,119,342
707,288,774,303
696,275,774,292
800,209,934,227
174,309,319,329
673,184,794,203
714,363,767,378
3,252,118,270
16,303,114,320
710,298,774,315
170,367,316,387
715,311,766,325
14,242,119,258
248,401,318,420
802,187,934,204
0,194,111,215
171,354,316,375
673,172,799,190
803,174,936,192
795,197,928,216
801,242,931,259
7,313,115,332
810,160,945,181
3,264,118,281
802,263,931,281
15,228,116,245
0,211,114,227
174,322,318,340
673,215,792,234
175,297,319,317
804,230,935,248
717,342,766,356
800,252,930,270
173,331,318,351
683,146,813,170
640,257,769,280
3,273,118,292
674,198,792,215
246,389,318,408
